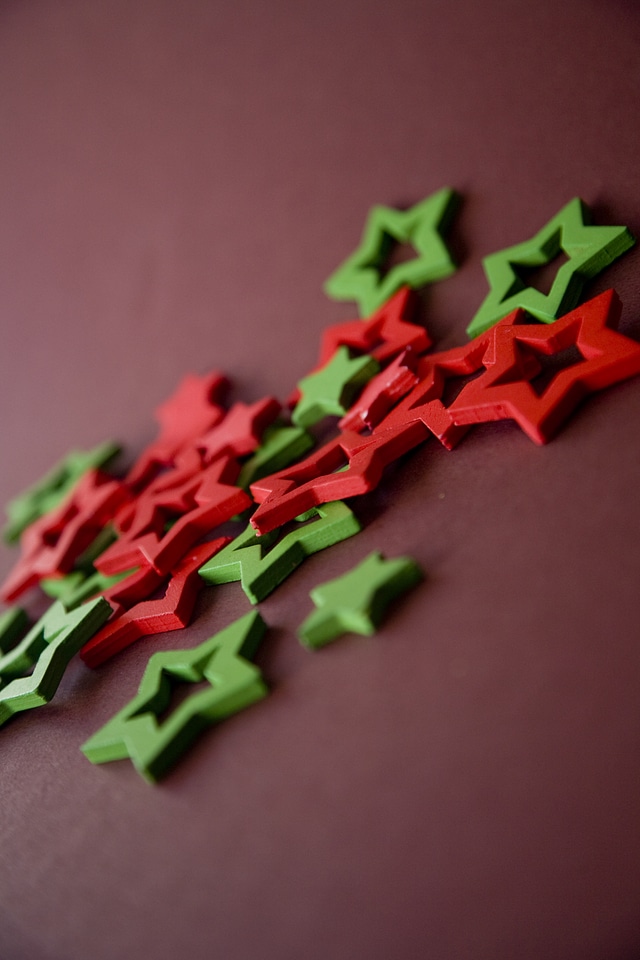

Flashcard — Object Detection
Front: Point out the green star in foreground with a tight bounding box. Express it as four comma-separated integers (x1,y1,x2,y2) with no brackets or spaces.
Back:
324,187,460,316
81,611,268,783
466,197,635,338
292,346,379,428
298,551,423,649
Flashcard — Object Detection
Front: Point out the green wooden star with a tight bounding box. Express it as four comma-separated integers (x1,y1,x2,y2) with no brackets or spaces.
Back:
81,611,268,783
0,597,111,726
292,346,379,429
41,566,133,609
324,187,460,316
0,606,29,655
199,500,361,603
298,551,422,649
237,421,315,489
2,441,120,543
466,197,635,338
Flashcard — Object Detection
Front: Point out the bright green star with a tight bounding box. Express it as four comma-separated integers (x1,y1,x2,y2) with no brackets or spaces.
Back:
324,187,460,316
298,551,422,648
81,611,268,783
292,346,379,428
466,197,635,338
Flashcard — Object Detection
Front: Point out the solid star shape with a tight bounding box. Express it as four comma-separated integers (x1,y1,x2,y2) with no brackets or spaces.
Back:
196,398,281,463
298,551,422,648
292,346,379,428
126,372,229,490
324,188,460,315
81,611,268,782
466,197,635,338
451,289,640,444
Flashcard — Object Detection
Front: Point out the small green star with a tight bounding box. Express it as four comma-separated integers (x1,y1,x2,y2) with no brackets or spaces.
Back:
81,611,268,782
298,551,423,649
466,197,635,338
292,346,379,428
324,188,460,315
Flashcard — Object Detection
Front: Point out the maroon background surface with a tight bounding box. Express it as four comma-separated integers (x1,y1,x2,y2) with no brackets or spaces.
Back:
1,2,640,958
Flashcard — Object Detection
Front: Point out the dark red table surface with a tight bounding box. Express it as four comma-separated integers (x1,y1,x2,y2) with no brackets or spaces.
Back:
1,1,640,958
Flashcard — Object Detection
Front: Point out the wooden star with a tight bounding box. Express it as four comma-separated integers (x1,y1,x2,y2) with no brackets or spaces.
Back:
324,188,460,315
81,611,268,782
298,551,422,648
292,346,379,429
466,198,635,338
452,290,640,443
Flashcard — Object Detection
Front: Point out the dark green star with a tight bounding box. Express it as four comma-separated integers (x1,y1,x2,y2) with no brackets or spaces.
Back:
466,197,635,338
298,551,422,648
81,611,268,782
324,188,460,316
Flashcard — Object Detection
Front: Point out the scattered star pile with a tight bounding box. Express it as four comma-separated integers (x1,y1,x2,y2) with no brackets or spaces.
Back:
0,190,638,782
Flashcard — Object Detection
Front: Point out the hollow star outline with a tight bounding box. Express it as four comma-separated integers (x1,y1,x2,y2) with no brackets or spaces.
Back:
324,187,460,316
80,611,268,782
466,197,635,338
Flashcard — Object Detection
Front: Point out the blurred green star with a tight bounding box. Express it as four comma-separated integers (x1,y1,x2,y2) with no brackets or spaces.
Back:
298,551,422,648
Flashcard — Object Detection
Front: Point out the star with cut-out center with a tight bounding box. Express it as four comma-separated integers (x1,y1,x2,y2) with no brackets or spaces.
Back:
452,289,640,443
81,611,267,782
324,188,460,315
466,197,635,338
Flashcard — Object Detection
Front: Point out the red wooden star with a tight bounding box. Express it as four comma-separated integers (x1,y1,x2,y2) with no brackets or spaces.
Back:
448,289,640,444
196,398,280,463
318,286,430,365
126,372,229,490
81,538,229,668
